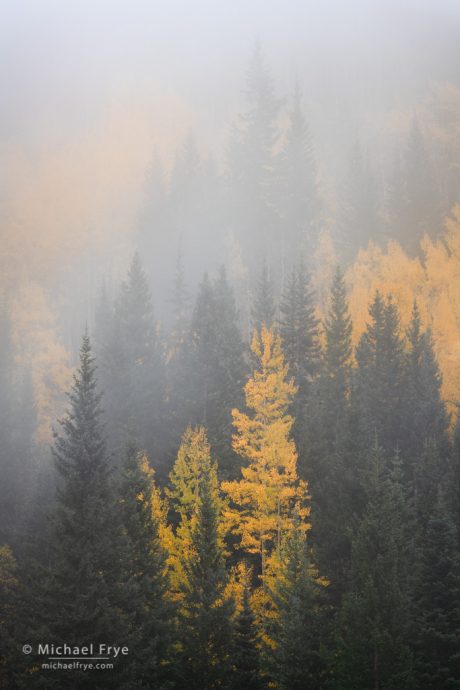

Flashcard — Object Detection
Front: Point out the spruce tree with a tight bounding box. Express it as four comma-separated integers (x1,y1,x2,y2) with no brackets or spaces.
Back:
230,580,265,690
251,259,276,333
268,525,327,690
337,140,382,263
227,42,282,261
355,291,406,454
337,448,414,690
279,260,320,398
118,445,174,689
18,334,128,690
413,491,460,690
403,300,449,463
176,448,233,690
278,84,320,267
179,269,246,480
100,254,164,466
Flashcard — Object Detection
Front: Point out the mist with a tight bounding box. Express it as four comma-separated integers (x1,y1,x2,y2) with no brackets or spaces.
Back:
2,3,460,687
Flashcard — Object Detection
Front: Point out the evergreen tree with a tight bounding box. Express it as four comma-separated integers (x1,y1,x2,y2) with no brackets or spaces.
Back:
251,259,276,333
170,245,190,353
176,447,233,690
279,260,320,399
403,300,449,462
302,268,355,603
355,291,406,454
176,269,246,480
100,254,164,465
337,448,414,690
413,491,460,690
0,545,18,690
18,334,128,689
268,525,327,690
227,42,282,261
337,140,382,264
278,83,320,268
230,579,265,690
403,118,442,256
118,445,174,689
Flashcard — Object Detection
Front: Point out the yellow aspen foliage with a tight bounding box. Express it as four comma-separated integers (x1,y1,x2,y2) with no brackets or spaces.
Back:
345,205,460,411
222,326,310,575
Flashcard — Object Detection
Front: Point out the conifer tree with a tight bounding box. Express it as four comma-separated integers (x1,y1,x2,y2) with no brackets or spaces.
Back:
0,545,18,690
337,448,414,690
118,445,174,689
222,326,309,576
278,84,320,266
251,259,276,333
230,579,265,690
268,525,327,690
355,291,406,454
176,446,233,690
227,43,282,260
18,334,128,689
279,260,320,398
179,269,245,479
413,490,460,690
403,300,449,462
100,254,164,465
337,140,382,263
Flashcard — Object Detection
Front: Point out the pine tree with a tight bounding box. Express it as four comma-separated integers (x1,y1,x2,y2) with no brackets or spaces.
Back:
278,83,320,268
337,448,414,690
176,447,233,690
413,490,460,690
251,259,276,333
18,334,128,689
222,326,309,577
268,523,327,690
118,445,174,689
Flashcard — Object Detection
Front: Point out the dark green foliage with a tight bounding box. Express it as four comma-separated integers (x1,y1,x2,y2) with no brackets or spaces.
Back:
336,448,414,690
230,580,265,690
277,84,320,267
387,118,442,257
0,545,18,690
269,526,327,690
251,259,276,333
355,291,406,454
171,268,246,480
118,445,174,689
97,254,165,466
403,301,449,462
17,334,129,689
177,461,234,690
279,260,320,397
413,491,460,690
337,140,382,264
227,43,282,261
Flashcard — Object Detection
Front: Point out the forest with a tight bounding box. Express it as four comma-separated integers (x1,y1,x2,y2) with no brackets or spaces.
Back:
1,2,460,689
